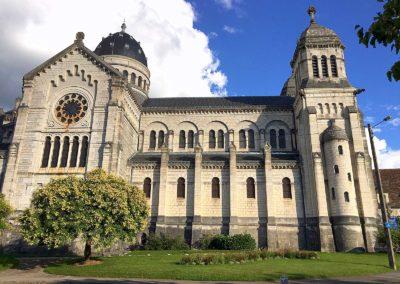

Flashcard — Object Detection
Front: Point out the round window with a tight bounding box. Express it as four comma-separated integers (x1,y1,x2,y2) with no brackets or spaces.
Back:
55,93,88,125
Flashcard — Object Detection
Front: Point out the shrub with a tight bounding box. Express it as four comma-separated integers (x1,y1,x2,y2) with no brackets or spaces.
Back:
205,233,256,250
209,234,231,250
144,233,189,250
377,224,400,251
230,234,257,250
0,193,12,232
196,234,214,250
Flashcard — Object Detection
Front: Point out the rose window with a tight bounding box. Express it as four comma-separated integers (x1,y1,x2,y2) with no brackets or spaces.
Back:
55,94,88,124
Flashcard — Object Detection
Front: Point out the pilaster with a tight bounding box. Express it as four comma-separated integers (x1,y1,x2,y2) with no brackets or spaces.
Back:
192,146,203,244
156,146,169,233
229,141,238,234
264,144,278,249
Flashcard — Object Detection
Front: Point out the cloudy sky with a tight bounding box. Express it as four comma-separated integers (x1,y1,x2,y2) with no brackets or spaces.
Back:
0,0,399,168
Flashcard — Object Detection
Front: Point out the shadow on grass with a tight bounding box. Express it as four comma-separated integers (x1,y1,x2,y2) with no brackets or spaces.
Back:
0,254,19,270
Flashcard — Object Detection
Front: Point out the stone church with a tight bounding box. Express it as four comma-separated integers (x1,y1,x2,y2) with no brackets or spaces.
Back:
1,7,380,252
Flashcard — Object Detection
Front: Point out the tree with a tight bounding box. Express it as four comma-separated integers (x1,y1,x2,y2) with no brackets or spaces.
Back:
19,169,149,260
355,0,400,81
0,193,12,232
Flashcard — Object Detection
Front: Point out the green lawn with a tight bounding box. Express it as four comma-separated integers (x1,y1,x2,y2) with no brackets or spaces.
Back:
0,254,18,272
44,250,400,281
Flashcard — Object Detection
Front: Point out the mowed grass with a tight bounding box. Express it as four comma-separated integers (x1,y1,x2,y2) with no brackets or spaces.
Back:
44,250,400,281
0,254,18,272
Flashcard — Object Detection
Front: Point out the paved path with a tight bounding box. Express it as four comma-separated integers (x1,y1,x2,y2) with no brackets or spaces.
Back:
0,257,399,284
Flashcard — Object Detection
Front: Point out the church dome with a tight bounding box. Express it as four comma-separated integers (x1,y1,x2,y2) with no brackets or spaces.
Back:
94,22,147,67
297,22,343,48
322,122,348,143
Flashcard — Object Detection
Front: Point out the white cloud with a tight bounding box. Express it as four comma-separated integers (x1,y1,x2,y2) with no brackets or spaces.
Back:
215,0,235,10
365,128,400,169
364,116,375,123
0,0,227,107
223,25,238,34
389,117,400,127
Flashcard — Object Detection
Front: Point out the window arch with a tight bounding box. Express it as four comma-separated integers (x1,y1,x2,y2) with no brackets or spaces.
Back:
325,103,331,114
246,177,256,198
330,55,338,77
270,129,277,149
331,187,336,200
69,136,79,167
131,73,136,84
209,130,216,149
217,130,224,149
344,191,350,202
212,177,220,198
143,177,151,198
248,129,255,149
158,130,165,148
179,130,186,149
239,129,247,148
332,103,338,114
312,55,319,77
143,80,147,90
51,136,61,168
177,177,185,198
60,136,70,168
282,177,292,199
347,173,352,181
334,165,339,174
79,136,89,167
278,129,286,149
318,103,324,114
188,130,194,148
122,70,128,78
41,136,51,168
149,130,156,149
338,145,343,155
138,76,143,88
321,55,328,77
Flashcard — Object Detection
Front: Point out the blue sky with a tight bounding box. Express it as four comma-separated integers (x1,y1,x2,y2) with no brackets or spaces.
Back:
191,0,400,150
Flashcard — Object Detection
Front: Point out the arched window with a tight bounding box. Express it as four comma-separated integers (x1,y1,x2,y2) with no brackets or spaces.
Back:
270,129,277,149
248,129,255,149
331,187,336,200
344,191,350,202
122,70,128,78
217,130,224,149
334,165,339,174
239,129,247,148
318,103,324,114
330,55,338,77
312,55,319,78
51,136,61,168
149,130,156,149
158,130,165,148
188,130,194,148
177,177,185,198
338,145,343,155
69,136,79,167
325,103,331,114
332,103,338,114
143,80,147,90
278,129,286,149
60,136,70,168
79,136,89,167
282,177,292,199
246,177,256,198
212,177,220,198
347,173,352,181
131,73,136,84
143,177,151,198
138,76,143,88
321,55,328,77
209,130,216,149
179,130,186,149
41,136,51,168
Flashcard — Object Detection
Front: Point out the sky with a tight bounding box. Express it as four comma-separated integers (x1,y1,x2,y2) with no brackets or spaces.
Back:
0,0,399,168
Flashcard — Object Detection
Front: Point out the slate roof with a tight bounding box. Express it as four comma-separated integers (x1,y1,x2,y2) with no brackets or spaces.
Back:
376,169,400,208
142,96,294,112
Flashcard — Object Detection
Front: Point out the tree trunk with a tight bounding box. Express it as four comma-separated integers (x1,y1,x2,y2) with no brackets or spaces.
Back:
84,239,92,261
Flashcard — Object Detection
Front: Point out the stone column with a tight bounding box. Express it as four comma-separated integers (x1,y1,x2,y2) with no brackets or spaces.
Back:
48,138,54,168
168,130,174,151
228,129,234,145
138,130,144,152
259,129,265,151
101,142,112,173
264,144,278,249
67,140,73,167
156,146,169,233
229,142,238,235
197,130,204,148
192,146,203,244
312,152,335,251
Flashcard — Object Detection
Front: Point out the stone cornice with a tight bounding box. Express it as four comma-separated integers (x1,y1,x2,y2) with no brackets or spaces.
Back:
142,107,293,116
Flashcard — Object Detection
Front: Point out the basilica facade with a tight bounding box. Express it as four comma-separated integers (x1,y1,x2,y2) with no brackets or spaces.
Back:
1,8,379,252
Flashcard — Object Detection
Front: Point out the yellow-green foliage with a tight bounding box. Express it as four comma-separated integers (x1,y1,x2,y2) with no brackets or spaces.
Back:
19,169,149,250
0,193,12,232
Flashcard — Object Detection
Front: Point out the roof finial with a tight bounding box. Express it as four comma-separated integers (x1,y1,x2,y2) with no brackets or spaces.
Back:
75,32,85,44
121,19,127,32
307,6,316,23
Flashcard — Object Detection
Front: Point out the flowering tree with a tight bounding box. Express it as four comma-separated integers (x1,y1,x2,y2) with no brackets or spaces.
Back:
0,193,12,232
19,169,149,260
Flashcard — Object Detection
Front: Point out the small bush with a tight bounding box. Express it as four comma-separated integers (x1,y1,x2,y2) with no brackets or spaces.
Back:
195,234,214,250
205,233,256,250
230,234,257,250
144,233,189,250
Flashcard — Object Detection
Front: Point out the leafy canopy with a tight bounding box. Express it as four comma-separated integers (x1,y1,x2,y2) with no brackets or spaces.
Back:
0,193,12,232
19,169,149,250
355,0,400,81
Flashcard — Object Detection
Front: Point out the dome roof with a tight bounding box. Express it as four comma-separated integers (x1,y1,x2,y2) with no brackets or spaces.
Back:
322,122,348,143
94,23,147,66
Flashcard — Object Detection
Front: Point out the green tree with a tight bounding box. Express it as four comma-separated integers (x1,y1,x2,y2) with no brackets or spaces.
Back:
377,218,400,251
19,169,149,260
355,0,400,81
0,193,12,232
